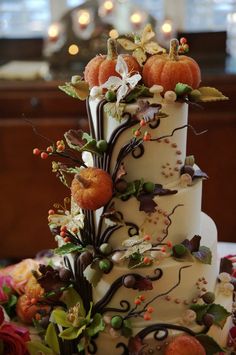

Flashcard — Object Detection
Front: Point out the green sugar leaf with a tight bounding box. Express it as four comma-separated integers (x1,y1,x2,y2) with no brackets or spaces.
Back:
54,243,83,255
51,309,72,328
27,341,55,355
87,313,105,337
59,325,86,340
197,86,229,102
207,303,232,329
45,323,60,354
192,246,212,264
195,334,224,355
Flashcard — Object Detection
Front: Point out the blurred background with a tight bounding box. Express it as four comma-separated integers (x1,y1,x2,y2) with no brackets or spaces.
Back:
0,0,235,260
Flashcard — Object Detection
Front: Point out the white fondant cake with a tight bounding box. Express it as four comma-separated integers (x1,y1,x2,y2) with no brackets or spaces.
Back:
2,28,232,355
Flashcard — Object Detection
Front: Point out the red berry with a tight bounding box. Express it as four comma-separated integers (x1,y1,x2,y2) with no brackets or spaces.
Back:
64,237,71,243
143,132,151,141
48,209,55,215
143,256,151,265
60,225,67,232
143,312,151,321
57,144,65,152
134,130,141,137
180,37,187,44
144,234,151,241
147,306,154,313
33,148,41,155
167,241,172,248
56,140,62,146
134,298,141,305
35,313,41,321
161,247,166,253
139,295,145,301
60,231,67,238
40,152,48,159
46,146,53,153
140,119,146,127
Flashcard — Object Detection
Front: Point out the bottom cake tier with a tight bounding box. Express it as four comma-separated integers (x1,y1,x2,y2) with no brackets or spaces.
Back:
90,212,232,354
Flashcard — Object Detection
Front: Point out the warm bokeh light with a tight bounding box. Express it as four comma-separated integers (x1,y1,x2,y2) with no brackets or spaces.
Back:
48,23,60,39
103,0,114,11
130,12,142,24
68,44,79,55
161,21,172,34
109,29,119,39
77,9,91,26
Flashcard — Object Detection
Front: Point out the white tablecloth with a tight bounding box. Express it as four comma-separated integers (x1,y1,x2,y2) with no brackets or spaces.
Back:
218,242,236,258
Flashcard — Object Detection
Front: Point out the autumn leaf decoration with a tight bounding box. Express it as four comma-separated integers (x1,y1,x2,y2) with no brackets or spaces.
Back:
117,24,166,66
59,75,89,101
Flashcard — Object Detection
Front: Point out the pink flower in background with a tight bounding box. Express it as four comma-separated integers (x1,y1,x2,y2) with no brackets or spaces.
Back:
0,275,13,303
0,306,30,355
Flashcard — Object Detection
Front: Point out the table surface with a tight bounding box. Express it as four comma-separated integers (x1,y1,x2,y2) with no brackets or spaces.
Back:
218,242,236,258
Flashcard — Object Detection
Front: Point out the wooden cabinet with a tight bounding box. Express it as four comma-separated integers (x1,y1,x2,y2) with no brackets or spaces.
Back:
0,81,88,259
0,76,235,259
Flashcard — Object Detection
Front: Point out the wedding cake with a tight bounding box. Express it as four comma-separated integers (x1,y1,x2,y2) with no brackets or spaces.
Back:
0,25,234,355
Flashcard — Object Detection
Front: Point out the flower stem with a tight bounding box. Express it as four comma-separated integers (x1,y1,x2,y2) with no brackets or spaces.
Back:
107,38,118,60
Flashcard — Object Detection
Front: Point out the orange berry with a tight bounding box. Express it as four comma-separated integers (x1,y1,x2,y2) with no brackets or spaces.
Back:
134,298,141,305
48,209,55,215
180,37,187,45
57,144,65,152
33,148,41,155
46,146,53,153
35,313,41,321
161,246,166,253
147,306,154,313
60,225,67,232
143,312,151,321
139,295,145,301
64,237,71,243
140,119,146,127
144,234,151,241
60,231,67,238
134,130,141,137
40,152,48,159
143,256,151,265
143,132,151,141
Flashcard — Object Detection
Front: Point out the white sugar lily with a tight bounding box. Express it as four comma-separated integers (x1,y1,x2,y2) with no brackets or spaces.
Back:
102,55,141,105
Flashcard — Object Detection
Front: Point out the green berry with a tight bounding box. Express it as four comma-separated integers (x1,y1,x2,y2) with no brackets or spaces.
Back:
99,243,112,255
105,90,116,102
96,140,108,152
173,244,187,257
111,315,123,329
131,252,141,261
89,139,97,147
189,89,201,102
143,181,155,193
99,259,112,272
202,291,215,304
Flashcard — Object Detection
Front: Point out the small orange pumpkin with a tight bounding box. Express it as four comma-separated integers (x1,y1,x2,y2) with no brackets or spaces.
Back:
143,38,201,92
84,38,141,88
71,167,113,210
164,334,206,355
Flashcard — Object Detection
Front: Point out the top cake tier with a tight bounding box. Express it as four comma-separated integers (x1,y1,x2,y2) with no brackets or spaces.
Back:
87,97,188,187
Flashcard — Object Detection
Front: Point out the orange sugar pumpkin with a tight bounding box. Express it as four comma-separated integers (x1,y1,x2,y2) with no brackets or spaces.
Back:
143,38,201,92
84,38,141,88
71,167,113,210
164,334,206,355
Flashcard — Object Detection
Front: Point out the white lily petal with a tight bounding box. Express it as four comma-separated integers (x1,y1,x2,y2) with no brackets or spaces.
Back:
115,55,128,78
116,84,129,104
126,73,142,88
101,76,123,90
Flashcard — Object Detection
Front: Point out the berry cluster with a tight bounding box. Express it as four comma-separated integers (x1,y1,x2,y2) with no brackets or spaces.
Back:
33,139,66,160
133,119,151,141
178,37,189,54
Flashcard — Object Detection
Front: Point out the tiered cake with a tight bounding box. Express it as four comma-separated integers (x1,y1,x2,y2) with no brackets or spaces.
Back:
0,25,234,355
